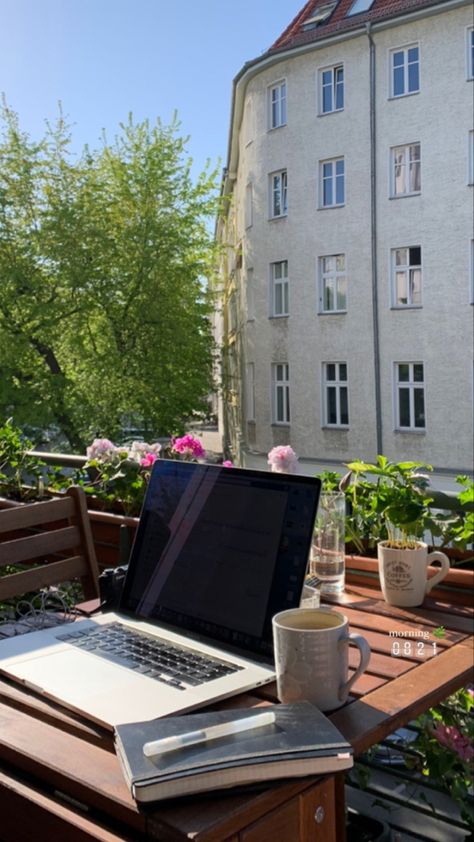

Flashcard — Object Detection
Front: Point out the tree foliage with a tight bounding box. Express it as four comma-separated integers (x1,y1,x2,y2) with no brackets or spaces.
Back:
0,102,219,450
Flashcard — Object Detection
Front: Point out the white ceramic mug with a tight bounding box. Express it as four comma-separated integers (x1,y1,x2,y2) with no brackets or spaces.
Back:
272,607,371,712
378,541,450,607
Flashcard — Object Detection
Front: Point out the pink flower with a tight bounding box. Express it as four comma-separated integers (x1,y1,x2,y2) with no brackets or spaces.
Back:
267,446,299,474
171,434,205,460
432,723,474,763
140,453,158,468
129,441,162,462
222,460,234,468
86,438,117,461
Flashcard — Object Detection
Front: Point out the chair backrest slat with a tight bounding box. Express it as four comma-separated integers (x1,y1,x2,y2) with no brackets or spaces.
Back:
0,556,89,601
0,488,100,602
0,497,75,534
0,526,81,568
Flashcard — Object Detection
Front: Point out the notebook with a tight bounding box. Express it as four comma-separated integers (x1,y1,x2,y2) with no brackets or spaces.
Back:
0,460,321,728
115,701,353,802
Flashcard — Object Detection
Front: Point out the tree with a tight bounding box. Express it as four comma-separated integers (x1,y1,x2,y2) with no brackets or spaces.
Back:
0,102,219,450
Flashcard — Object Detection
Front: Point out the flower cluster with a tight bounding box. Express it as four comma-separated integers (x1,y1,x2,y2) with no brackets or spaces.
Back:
267,445,299,474
171,434,205,460
432,722,474,763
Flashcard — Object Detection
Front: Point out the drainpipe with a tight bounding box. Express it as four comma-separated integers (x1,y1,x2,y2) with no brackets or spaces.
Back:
366,23,383,456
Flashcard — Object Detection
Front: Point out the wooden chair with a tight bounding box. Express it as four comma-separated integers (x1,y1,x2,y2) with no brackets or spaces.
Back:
0,487,100,604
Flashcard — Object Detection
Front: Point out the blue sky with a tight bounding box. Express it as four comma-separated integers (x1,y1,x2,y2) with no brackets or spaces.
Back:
1,0,299,177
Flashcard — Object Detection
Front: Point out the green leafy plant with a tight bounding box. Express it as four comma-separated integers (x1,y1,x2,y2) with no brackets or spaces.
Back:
0,418,48,501
405,687,474,830
343,456,433,551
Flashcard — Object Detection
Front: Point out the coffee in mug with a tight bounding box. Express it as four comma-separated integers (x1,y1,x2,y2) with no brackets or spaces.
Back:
272,607,371,712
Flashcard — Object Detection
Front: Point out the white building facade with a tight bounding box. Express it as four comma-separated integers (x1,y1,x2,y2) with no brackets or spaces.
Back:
216,0,474,476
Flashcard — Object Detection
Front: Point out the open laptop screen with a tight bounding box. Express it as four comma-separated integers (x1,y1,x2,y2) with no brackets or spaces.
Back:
120,461,320,660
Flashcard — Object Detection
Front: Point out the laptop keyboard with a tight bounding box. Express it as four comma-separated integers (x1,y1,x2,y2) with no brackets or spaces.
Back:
56,622,243,691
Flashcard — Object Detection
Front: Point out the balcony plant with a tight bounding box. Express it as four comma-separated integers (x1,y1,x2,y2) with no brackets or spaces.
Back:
340,457,451,607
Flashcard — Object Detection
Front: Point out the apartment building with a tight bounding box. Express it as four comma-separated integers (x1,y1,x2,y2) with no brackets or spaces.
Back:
216,0,474,474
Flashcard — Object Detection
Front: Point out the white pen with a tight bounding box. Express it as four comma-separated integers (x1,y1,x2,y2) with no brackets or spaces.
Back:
143,710,276,758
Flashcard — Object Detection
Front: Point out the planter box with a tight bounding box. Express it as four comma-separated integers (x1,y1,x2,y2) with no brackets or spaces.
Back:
345,553,474,607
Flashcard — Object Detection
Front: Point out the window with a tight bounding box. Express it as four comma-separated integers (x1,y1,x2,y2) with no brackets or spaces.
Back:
391,45,419,97
245,183,253,228
270,260,289,317
269,81,286,129
245,363,255,421
469,130,474,185
347,0,374,13
391,247,422,307
272,363,290,424
269,170,288,218
319,255,346,312
320,158,345,207
320,65,344,114
322,363,349,427
395,363,425,430
391,143,421,196
246,268,255,320
302,1,337,29
467,27,474,80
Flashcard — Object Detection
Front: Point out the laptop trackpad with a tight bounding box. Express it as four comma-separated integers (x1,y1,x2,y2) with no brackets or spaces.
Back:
9,649,153,704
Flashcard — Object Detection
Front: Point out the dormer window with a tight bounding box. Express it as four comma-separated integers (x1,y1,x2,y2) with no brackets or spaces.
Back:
302,1,338,30
347,0,374,15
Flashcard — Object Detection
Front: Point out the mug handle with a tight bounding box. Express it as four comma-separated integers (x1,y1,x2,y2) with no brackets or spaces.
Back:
338,633,371,703
425,551,450,594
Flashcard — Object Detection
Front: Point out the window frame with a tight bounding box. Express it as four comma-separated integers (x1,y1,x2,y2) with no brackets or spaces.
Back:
389,43,420,98
467,26,474,81
390,142,421,198
269,169,288,219
319,157,345,208
270,260,289,318
245,362,255,422
390,246,422,309
272,363,290,425
318,63,344,115
245,182,253,229
469,130,474,186
318,254,347,313
268,79,287,130
394,362,426,431
347,0,374,15
322,362,349,428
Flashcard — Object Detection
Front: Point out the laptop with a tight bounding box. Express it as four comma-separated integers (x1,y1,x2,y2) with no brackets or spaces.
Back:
0,460,320,728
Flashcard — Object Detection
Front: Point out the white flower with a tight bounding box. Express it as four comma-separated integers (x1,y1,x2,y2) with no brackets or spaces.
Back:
267,446,299,474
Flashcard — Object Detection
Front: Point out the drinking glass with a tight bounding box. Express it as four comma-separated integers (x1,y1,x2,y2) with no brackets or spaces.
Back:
309,492,345,597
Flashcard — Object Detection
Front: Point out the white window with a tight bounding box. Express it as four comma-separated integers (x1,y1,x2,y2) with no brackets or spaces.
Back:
245,183,253,228
245,363,255,421
269,170,288,218
320,157,345,207
347,0,374,13
269,81,286,129
270,260,289,317
246,268,255,321
469,130,474,185
319,255,346,312
467,27,474,80
272,363,290,424
391,143,421,196
470,240,474,305
390,45,419,97
322,363,349,427
395,362,425,430
319,65,344,114
391,246,422,307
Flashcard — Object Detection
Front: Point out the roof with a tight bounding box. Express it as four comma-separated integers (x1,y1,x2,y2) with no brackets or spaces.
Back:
268,0,459,53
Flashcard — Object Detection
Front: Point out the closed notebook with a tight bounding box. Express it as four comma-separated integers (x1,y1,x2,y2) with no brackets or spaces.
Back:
114,701,353,803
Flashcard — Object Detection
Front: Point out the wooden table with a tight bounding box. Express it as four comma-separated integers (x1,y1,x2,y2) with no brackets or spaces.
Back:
0,577,472,842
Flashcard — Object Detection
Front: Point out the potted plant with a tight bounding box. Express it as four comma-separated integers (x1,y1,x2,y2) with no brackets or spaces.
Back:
343,457,451,607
